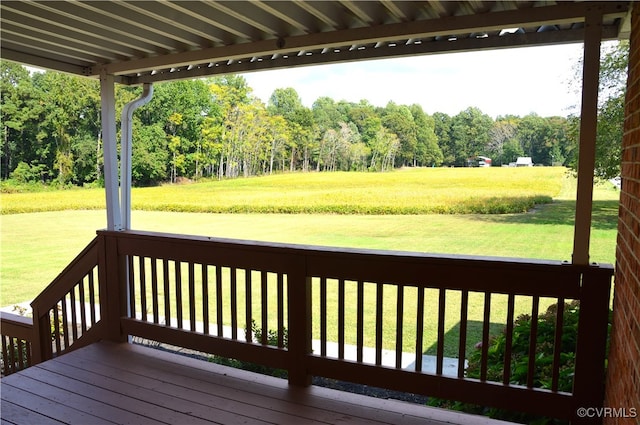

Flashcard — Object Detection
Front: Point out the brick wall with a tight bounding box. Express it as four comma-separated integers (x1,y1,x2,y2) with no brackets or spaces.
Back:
605,2,640,424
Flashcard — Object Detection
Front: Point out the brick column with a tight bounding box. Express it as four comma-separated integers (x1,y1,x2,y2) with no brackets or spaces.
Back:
605,3,640,424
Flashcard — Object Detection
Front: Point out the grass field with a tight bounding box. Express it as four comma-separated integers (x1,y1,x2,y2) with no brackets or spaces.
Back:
1,167,563,215
0,167,620,356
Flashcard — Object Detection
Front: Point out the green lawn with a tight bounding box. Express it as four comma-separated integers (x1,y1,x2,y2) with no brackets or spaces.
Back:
0,168,620,356
1,168,619,306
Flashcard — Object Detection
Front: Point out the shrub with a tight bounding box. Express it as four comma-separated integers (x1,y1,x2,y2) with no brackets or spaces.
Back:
429,301,612,424
209,321,288,378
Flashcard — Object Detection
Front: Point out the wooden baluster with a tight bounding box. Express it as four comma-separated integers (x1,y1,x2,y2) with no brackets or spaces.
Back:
375,282,383,366
175,261,183,329
78,278,87,333
216,265,224,337
480,292,491,381
163,259,171,327
503,294,515,385
7,337,20,373
230,267,238,340
245,269,252,342
356,280,364,363
188,262,196,332
59,298,68,351
338,279,345,360
139,257,147,322
436,289,446,375
527,296,540,388
69,287,78,343
458,290,469,379
277,273,285,348
395,284,404,369
320,277,327,356
53,305,62,354
551,298,565,392
2,336,10,375
88,270,96,326
261,271,268,345
151,259,159,324
16,339,25,370
202,264,209,335
25,339,32,369
128,256,135,320
415,286,425,372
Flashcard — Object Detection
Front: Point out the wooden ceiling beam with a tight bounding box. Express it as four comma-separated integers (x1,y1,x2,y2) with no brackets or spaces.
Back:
102,1,627,78
130,24,619,85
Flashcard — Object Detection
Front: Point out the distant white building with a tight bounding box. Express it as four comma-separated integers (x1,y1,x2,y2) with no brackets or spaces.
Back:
466,156,492,167
516,157,533,167
477,156,492,167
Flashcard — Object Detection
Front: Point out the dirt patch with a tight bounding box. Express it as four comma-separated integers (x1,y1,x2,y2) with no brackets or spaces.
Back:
312,376,430,404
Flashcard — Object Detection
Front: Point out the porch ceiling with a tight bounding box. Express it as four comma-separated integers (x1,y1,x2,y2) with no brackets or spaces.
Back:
0,1,631,85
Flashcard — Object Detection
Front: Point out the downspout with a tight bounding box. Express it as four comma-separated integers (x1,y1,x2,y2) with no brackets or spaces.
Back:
120,83,153,230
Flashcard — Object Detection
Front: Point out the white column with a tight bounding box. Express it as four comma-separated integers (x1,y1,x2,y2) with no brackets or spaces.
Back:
572,6,603,265
100,70,122,231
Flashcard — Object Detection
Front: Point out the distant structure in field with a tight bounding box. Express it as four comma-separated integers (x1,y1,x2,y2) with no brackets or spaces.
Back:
466,156,492,167
514,157,533,167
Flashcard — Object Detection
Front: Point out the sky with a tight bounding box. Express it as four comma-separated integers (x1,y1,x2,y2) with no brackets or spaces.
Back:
243,43,587,119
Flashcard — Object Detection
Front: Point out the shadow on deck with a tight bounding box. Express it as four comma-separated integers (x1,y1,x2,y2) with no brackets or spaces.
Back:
1,341,513,425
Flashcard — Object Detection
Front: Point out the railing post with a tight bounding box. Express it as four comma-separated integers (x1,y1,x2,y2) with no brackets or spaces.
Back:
572,4,603,265
29,306,43,365
30,305,52,364
572,264,613,424
287,257,312,386
99,232,127,342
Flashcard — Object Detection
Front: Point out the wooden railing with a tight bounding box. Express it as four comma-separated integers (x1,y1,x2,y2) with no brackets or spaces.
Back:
29,237,107,362
0,312,34,376
3,229,613,423
104,230,612,424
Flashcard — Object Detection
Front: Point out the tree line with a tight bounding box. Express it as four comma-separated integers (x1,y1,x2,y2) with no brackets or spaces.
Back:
0,44,626,187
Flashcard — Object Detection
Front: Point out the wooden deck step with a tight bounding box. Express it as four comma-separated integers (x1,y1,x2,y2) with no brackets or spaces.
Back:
1,341,513,424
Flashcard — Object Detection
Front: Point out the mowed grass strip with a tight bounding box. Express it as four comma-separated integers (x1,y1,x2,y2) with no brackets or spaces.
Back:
1,167,564,215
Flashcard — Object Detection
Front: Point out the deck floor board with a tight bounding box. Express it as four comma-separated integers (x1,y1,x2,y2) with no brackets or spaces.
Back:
1,341,512,425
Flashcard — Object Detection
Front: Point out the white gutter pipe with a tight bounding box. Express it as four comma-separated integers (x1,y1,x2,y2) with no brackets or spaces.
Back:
120,83,153,230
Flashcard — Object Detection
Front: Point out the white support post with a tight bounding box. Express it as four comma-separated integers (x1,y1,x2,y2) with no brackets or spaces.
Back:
100,70,122,231
572,6,603,265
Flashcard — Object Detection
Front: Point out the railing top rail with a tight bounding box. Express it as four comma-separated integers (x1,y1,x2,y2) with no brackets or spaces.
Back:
0,311,33,327
0,311,34,341
30,236,99,317
102,229,613,298
101,229,614,269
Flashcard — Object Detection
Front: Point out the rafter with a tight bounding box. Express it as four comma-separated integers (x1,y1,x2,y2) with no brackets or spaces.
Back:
101,2,627,77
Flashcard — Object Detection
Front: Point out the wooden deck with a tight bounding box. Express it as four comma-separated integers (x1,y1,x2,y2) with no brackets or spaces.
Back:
1,341,512,425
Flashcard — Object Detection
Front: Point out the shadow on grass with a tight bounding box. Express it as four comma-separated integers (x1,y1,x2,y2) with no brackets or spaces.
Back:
424,320,505,359
472,199,619,231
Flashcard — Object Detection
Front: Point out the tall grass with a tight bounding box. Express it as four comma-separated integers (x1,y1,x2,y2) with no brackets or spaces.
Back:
1,167,564,215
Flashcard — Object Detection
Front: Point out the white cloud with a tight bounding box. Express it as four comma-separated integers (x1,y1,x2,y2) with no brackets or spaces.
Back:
244,44,585,119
